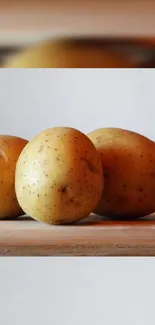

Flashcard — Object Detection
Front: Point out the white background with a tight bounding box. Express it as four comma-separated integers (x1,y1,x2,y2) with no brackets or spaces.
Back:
0,69,155,140
0,69,155,324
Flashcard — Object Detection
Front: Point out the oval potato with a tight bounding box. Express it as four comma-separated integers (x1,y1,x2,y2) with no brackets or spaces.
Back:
0,135,28,219
88,127,155,220
15,127,104,225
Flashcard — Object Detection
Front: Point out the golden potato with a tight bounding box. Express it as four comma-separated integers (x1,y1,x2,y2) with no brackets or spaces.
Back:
0,135,28,219
15,127,104,225
3,39,135,68
88,127,155,220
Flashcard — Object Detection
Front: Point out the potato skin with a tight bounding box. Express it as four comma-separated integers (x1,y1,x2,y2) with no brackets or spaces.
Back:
15,127,104,225
0,135,28,219
88,128,155,220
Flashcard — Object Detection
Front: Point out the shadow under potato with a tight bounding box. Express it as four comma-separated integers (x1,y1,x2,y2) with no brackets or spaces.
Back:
0,212,155,227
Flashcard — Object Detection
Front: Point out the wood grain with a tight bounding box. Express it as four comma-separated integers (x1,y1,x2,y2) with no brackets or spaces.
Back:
1,214,155,256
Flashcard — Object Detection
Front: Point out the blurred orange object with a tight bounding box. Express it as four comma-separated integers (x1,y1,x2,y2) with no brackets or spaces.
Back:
3,38,136,68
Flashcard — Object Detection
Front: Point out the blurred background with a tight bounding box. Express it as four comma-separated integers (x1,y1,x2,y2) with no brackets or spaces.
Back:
1,0,155,68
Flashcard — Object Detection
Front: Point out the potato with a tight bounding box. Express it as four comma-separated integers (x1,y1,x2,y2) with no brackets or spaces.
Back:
87,127,155,220
0,135,28,219
3,39,135,68
15,127,104,225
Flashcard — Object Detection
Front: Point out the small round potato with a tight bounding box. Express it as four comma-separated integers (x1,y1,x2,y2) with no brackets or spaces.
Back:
15,127,104,225
88,127,155,220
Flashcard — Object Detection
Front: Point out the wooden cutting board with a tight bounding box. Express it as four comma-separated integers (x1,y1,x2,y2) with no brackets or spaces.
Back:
0,214,155,256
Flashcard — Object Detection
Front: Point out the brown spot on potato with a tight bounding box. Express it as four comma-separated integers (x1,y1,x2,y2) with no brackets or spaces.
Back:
61,186,66,193
81,158,99,173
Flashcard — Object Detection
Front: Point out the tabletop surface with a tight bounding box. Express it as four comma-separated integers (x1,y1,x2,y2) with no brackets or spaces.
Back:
0,214,155,256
